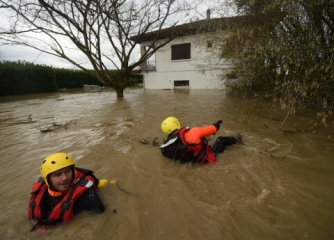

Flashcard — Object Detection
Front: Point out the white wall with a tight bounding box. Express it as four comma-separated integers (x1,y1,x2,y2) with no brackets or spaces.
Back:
141,33,234,90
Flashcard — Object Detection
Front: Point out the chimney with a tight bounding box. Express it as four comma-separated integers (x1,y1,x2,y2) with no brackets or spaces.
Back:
207,9,211,20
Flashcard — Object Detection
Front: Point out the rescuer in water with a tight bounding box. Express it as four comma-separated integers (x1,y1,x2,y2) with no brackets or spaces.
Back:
160,117,241,165
28,152,106,232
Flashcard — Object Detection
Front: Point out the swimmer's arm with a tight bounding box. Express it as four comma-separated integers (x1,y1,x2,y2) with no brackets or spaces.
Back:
184,125,217,143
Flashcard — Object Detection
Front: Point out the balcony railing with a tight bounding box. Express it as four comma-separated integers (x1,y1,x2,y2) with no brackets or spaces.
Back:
141,60,156,72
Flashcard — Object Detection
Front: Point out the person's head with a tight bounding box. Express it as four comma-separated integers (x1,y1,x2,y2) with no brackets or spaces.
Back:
161,116,181,135
40,153,76,192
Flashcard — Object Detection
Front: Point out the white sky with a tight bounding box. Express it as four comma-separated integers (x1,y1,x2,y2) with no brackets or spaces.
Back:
0,45,79,69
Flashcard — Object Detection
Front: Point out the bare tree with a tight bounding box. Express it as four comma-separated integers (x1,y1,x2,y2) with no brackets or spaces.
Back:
0,0,200,98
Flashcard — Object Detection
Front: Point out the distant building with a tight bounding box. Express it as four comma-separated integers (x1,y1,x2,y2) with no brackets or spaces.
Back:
131,11,251,90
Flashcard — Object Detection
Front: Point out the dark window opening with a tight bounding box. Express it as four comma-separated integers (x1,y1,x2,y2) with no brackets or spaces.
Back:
207,41,213,48
171,43,191,60
174,80,189,87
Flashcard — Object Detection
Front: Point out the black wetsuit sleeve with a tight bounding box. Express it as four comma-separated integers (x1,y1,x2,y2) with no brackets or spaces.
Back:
73,188,105,215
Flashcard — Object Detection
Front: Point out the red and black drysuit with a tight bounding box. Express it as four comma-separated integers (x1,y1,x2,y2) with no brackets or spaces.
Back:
160,124,239,165
160,127,217,165
28,167,104,230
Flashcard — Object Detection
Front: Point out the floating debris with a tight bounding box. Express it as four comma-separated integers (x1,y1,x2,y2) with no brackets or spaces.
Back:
38,117,77,133
138,137,159,146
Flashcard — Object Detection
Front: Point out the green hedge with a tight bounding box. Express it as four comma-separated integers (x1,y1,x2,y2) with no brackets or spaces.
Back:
0,61,56,96
0,61,143,96
53,68,102,89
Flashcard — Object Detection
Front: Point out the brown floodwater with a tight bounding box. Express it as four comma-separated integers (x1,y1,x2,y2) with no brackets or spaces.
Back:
0,87,333,240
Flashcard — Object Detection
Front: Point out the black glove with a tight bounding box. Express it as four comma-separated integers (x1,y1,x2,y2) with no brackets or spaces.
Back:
213,120,223,131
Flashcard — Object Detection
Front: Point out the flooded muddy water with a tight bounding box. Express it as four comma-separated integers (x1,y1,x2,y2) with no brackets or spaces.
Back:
0,87,333,240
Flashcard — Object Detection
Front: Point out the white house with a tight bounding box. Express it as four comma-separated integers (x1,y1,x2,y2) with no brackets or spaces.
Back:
131,11,245,90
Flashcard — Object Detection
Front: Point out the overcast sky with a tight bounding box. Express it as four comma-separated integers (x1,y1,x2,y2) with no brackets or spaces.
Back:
0,45,79,69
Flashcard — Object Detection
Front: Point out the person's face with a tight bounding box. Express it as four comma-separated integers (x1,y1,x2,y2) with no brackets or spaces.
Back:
49,166,73,192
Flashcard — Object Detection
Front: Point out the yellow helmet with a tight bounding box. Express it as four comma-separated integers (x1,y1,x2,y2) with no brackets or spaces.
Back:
161,116,181,135
40,152,75,188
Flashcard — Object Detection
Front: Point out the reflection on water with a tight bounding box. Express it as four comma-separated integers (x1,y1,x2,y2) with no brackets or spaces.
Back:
0,87,333,240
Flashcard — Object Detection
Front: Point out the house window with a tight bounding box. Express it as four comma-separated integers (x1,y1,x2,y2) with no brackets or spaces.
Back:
171,43,191,60
174,80,189,87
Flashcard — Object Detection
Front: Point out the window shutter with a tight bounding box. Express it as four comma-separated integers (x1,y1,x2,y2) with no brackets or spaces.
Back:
171,43,191,60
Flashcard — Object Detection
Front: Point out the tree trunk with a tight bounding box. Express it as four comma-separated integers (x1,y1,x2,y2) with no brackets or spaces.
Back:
115,87,124,98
